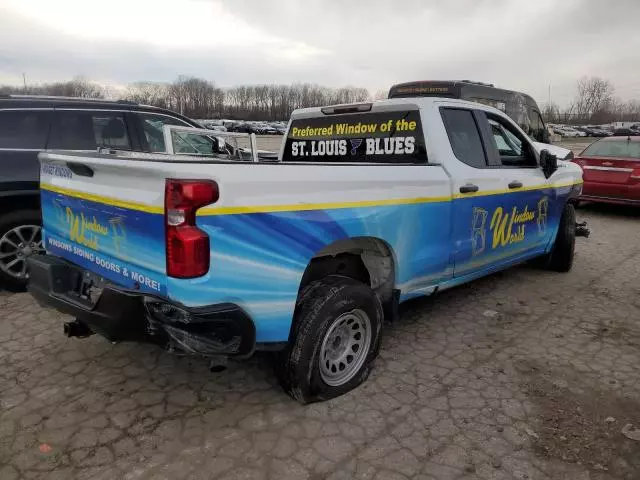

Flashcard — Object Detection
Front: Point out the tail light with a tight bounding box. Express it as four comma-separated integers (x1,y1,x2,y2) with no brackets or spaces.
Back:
165,179,218,278
572,157,586,168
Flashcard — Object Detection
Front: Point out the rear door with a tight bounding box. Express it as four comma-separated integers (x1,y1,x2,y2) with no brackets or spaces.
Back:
440,107,507,276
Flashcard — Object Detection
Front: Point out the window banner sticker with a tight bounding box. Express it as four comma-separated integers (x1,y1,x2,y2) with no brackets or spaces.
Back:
283,110,426,163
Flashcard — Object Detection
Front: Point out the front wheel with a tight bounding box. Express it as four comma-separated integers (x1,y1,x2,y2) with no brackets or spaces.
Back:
276,275,383,403
541,203,576,272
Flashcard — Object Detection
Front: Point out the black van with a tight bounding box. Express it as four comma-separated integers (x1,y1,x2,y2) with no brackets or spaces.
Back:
388,80,551,144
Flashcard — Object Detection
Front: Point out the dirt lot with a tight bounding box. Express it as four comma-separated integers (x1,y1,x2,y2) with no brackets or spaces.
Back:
2,141,640,480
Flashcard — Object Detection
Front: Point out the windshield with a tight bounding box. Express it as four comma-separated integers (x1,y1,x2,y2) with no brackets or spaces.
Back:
582,140,640,159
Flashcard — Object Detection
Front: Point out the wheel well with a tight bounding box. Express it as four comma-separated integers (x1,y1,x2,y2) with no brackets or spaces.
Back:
299,237,396,304
0,194,40,217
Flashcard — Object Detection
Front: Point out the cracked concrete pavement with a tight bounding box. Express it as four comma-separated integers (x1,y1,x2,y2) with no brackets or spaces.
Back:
1,204,639,480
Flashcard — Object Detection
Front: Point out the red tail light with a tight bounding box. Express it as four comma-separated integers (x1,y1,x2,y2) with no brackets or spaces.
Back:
572,157,586,168
165,179,218,278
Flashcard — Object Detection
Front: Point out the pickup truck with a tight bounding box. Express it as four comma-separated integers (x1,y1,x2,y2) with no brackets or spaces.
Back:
28,97,584,403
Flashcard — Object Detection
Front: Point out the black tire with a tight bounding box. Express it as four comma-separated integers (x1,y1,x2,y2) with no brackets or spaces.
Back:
543,203,576,272
276,275,383,404
0,209,42,291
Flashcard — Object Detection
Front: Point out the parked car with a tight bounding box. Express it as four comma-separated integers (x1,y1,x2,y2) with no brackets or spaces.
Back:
0,94,224,289
29,96,584,402
573,136,640,205
613,128,638,137
563,127,587,137
588,128,611,137
574,126,607,137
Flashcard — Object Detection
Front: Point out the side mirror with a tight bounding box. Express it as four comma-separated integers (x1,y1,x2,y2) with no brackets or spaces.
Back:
540,149,558,179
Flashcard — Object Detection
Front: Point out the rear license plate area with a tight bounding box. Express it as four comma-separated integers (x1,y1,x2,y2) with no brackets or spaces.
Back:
66,269,107,308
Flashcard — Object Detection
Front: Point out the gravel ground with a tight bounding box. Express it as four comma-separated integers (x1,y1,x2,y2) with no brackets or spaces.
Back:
1,204,639,480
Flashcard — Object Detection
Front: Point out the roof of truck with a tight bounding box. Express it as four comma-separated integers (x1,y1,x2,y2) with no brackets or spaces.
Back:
290,96,498,119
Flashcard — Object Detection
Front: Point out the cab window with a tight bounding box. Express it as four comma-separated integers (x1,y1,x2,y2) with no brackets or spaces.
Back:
440,108,487,168
486,115,537,168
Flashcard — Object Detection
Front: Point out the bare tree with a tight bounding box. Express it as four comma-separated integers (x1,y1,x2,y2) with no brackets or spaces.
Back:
570,77,614,122
541,102,561,123
125,82,170,108
374,89,388,101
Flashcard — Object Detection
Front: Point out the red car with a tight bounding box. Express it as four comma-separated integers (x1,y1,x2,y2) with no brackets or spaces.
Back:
573,136,640,206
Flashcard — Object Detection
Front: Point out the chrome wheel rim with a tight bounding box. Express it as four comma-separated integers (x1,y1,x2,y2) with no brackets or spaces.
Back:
319,308,372,387
0,225,44,280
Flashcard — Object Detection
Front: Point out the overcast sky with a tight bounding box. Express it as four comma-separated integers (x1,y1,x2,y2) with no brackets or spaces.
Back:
1,0,639,106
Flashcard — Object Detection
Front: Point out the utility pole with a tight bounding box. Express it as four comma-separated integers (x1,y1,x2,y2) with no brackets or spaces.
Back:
548,84,551,106
22,73,27,92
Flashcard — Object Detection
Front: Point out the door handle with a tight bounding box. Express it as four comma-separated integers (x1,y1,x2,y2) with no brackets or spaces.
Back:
459,184,479,194
66,162,94,177
508,181,523,189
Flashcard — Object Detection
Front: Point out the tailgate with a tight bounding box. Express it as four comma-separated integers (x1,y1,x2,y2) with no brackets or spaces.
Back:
39,152,168,295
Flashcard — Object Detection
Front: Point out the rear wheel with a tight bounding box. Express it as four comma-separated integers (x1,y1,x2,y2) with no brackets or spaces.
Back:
276,275,383,403
0,210,44,290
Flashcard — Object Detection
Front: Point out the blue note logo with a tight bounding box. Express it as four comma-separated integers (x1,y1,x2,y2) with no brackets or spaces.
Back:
349,139,363,155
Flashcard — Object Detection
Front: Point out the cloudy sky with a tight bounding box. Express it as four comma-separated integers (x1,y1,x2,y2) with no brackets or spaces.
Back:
1,0,639,106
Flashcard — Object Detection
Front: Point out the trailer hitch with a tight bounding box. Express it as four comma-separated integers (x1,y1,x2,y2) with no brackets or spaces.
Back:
575,221,590,238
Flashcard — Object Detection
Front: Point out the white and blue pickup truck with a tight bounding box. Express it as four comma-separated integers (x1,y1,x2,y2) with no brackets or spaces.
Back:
28,97,585,403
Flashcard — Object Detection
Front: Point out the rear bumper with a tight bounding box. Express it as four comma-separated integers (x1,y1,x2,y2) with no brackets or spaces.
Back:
27,255,256,357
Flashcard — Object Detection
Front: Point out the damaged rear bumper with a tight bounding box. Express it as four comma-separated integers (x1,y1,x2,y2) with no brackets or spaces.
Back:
27,255,256,358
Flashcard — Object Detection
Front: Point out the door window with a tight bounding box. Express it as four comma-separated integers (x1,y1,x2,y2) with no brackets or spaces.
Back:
138,113,215,155
441,108,487,168
49,111,131,150
0,110,51,149
486,115,537,168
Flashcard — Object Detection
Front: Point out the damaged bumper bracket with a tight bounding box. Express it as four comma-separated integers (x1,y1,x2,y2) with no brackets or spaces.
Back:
27,254,256,358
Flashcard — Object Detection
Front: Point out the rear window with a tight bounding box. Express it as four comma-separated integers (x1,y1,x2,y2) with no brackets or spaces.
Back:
582,140,640,159
282,110,426,163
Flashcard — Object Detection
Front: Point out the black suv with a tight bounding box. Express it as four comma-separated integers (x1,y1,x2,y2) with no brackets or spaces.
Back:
0,95,215,289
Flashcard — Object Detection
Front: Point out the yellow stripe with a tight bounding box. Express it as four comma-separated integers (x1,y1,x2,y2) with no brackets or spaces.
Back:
42,179,583,216
41,183,164,214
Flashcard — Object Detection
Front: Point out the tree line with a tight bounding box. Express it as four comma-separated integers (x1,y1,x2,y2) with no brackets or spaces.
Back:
2,75,638,124
0,76,369,121
543,77,640,125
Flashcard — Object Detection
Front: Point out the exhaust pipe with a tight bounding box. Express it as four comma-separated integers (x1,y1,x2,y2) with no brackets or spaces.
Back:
63,320,94,338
